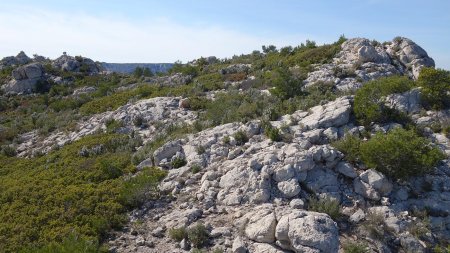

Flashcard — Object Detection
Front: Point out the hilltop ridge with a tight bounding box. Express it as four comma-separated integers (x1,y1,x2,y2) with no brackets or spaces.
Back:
0,36,449,253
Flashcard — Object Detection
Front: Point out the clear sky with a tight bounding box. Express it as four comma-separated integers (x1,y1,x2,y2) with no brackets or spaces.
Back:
0,0,449,69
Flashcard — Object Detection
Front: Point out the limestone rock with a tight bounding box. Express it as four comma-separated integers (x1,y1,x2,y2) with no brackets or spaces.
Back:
2,63,44,94
339,38,391,64
52,53,101,74
232,236,248,253
387,37,435,79
385,88,422,114
243,206,277,243
275,210,339,253
153,140,183,165
359,169,393,196
300,96,352,130
335,161,358,178
277,179,301,198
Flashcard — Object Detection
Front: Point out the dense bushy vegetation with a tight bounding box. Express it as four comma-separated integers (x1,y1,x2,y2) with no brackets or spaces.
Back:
0,134,166,252
334,128,445,179
360,128,445,179
418,67,450,110
353,76,414,126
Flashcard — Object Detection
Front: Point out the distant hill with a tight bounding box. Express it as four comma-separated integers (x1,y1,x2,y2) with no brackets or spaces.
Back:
101,62,174,74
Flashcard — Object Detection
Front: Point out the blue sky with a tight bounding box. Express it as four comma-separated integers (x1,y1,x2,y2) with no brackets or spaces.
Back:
0,0,449,68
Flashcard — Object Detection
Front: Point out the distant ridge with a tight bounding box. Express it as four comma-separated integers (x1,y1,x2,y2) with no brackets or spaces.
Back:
101,62,174,74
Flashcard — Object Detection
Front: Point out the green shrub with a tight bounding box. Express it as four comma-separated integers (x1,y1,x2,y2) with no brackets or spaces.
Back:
171,157,187,168
169,62,199,77
434,245,450,253
332,134,362,164
1,145,16,157
263,122,282,141
191,165,202,174
233,131,248,146
0,134,141,252
269,68,303,99
119,167,167,208
361,211,389,239
105,118,123,133
308,196,341,220
133,115,144,127
187,223,209,248
418,67,450,110
354,76,414,126
360,128,445,179
168,227,187,242
342,241,369,253
223,136,230,144
20,234,106,253
195,73,224,91
196,145,206,154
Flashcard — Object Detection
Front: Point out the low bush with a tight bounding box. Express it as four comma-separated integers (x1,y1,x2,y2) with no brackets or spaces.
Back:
418,67,450,110
0,134,147,252
187,223,209,249
308,196,341,220
434,245,450,253
119,166,167,208
171,157,187,168
342,241,369,253
105,118,123,133
20,234,106,253
263,122,282,141
332,134,362,164
233,131,248,146
353,76,414,126
191,165,202,174
360,128,445,179
196,145,206,155
361,211,390,239
168,227,187,242
133,115,144,127
269,68,303,100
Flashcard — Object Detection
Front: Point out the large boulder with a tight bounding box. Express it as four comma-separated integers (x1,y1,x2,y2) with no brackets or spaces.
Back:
384,88,422,114
275,210,339,253
153,140,183,165
338,38,391,64
243,205,277,243
2,63,44,94
387,37,435,79
299,96,352,130
354,169,393,201
12,62,43,80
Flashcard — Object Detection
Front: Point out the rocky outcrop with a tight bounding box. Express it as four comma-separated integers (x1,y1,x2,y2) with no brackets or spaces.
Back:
0,51,32,69
2,63,44,94
387,37,435,79
52,53,101,74
16,96,197,157
338,38,391,65
304,37,435,91
102,95,450,252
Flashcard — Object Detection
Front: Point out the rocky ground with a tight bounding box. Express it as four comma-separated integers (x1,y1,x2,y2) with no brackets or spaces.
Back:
107,94,450,253
1,37,448,253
